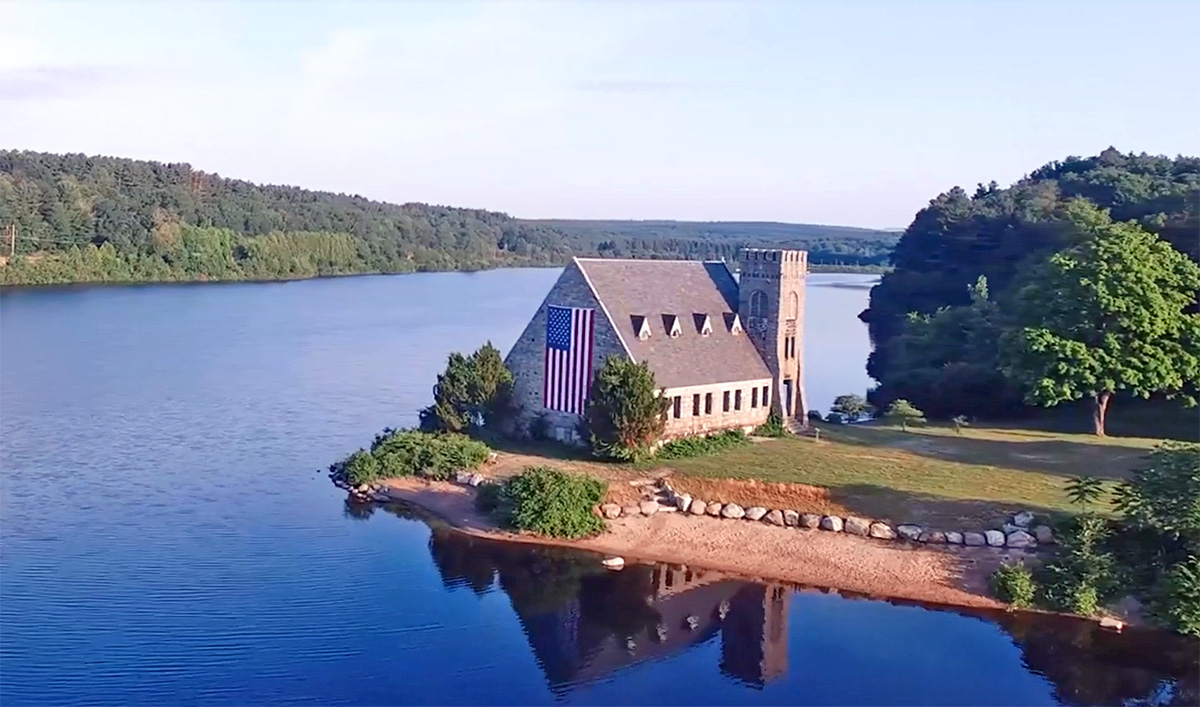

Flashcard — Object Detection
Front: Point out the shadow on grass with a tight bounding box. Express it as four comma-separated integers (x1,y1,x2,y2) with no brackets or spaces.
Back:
825,483,1071,530
472,429,599,463
824,425,1153,481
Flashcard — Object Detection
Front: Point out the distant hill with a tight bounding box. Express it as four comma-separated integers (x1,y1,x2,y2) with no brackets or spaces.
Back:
0,150,895,285
525,219,897,269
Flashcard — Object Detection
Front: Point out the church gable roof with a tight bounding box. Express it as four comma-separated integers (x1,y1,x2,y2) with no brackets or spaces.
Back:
575,258,771,388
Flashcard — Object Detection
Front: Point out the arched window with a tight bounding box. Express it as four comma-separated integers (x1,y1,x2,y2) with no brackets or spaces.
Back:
788,291,799,319
749,290,768,318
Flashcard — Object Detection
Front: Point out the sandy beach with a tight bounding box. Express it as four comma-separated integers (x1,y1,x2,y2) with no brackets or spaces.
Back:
374,477,1031,611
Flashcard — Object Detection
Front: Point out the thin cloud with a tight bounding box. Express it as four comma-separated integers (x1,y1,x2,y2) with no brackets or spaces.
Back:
574,79,699,94
0,65,130,102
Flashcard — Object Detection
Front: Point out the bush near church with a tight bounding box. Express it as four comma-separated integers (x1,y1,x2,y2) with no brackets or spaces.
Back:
477,467,608,540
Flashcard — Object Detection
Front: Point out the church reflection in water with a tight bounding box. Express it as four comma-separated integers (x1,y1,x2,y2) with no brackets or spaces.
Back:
425,526,790,690
359,501,1199,705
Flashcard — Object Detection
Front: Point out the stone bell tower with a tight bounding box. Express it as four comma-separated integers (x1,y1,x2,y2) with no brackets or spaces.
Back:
737,249,807,425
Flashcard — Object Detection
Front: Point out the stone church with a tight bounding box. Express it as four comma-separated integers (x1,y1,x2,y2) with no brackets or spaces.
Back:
505,249,808,443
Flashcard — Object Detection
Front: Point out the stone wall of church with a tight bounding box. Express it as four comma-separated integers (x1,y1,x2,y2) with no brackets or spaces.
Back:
660,379,773,439
503,262,628,443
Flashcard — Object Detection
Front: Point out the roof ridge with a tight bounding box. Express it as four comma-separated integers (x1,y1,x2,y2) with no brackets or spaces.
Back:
574,257,728,264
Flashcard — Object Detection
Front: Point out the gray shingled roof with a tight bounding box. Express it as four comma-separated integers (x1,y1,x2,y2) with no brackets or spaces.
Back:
575,258,771,388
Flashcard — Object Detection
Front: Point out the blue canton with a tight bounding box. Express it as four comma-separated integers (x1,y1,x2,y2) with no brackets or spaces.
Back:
547,306,572,350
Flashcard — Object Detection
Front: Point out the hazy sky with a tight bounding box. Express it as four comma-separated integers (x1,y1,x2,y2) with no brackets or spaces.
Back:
2,1,1197,228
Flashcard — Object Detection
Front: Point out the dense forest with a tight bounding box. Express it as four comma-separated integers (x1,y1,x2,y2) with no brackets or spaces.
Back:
861,148,1200,421
0,151,896,285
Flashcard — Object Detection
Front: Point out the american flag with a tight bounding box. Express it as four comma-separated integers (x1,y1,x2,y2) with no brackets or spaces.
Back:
544,305,595,415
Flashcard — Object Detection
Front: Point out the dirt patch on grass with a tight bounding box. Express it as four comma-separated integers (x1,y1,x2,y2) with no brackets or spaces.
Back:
669,477,848,516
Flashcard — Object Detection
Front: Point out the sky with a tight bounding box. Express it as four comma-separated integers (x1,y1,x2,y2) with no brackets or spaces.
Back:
2,0,1197,229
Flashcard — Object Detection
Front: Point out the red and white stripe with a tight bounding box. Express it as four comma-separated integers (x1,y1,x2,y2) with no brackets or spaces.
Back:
543,307,595,415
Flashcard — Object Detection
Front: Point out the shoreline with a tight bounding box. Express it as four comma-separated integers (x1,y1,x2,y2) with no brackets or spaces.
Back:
368,477,1025,614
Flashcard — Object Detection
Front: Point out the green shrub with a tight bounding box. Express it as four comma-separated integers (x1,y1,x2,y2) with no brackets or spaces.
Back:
1037,514,1118,616
332,428,490,485
753,412,788,438
582,357,669,461
656,429,750,460
990,562,1037,608
503,466,607,539
1156,556,1200,636
474,482,506,514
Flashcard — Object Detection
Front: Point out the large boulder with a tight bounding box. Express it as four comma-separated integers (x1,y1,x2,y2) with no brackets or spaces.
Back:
820,516,844,532
675,494,693,512
984,530,1006,547
869,522,896,540
468,473,486,487
1034,525,1055,544
721,503,746,519
844,517,871,536
800,513,822,529
453,471,473,485
1006,530,1036,549
764,509,786,526
897,524,922,541
1013,510,1035,528
745,506,768,521
784,510,800,527
944,531,963,545
689,499,707,515
918,530,946,544
601,503,622,519
964,532,986,547
706,502,723,517
1001,523,1022,534
639,500,660,516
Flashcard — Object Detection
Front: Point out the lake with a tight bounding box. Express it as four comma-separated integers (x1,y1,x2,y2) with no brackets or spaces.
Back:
1,269,1195,706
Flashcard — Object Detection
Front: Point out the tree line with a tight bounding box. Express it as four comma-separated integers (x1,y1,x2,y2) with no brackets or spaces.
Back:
0,150,897,285
861,148,1200,433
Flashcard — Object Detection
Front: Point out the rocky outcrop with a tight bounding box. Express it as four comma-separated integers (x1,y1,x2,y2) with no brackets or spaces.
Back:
964,532,986,546
869,522,895,540
800,513,822,529
706,502,723,517
675,494,692,512
721,503,746,519
945,531,963,545
897,524,922,541
639,500,659,516
783,510,800,527
745,506,768,521
764,509,785,526
844,517,870,536
601,503,622,519
984,530,1005,547
820,515,843,532
468,473,485,487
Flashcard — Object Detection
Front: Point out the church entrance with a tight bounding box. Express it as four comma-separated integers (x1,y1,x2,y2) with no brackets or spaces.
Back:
783,379,793,416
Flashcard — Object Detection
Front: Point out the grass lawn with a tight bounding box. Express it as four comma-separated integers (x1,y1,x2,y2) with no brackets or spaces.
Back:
647,422,1164,530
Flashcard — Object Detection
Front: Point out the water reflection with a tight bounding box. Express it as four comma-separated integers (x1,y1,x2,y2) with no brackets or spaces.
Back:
382,504,1199,706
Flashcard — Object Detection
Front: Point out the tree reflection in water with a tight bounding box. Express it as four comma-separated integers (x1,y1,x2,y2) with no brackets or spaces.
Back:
378,503,1198,704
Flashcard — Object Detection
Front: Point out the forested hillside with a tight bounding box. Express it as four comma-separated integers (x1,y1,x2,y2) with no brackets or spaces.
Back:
861,148,1200,421
0,151,895,285
528,219,897,267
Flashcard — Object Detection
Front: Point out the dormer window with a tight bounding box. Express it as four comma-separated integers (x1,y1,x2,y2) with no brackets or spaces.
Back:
662,314,682,338
631,315,651,340
727,313,743,335
698,314,713,337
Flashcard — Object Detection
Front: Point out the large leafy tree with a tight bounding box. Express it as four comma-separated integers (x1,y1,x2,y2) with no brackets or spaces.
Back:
1002,202,1200,436
582,356,669,461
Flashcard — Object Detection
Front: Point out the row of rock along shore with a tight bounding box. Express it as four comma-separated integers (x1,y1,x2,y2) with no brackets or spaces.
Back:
597,477,1054,550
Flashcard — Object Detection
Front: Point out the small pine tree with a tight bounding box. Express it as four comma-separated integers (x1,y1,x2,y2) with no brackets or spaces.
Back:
582,356,669,461
884,399,926,431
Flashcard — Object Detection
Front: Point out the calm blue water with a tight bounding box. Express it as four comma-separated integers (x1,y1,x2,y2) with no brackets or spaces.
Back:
1,270,1194,706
